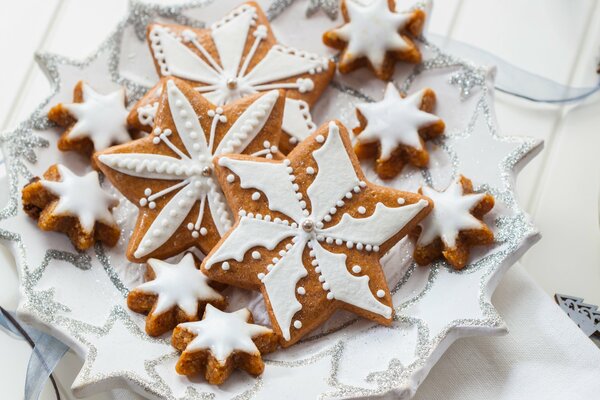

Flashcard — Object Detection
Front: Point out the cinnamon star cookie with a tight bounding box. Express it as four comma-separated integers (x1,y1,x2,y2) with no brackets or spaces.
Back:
353,83,445,179
323,0,425,80
411,176,495,269
95,77,285,262
172,305,278,384
202,120,433,346
48,81,132,164
129,1,335,152
21,164,120,250
127,253,226,336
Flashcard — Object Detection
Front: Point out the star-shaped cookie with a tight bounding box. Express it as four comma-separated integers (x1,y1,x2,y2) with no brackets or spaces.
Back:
353,83,445,179
21,164,120,250
172,305,278,384
201,121,433,346
48,81,132,164
323,0,425,80
127,253,226,336
128,1,335,152
95,77,285,262
411,176,495,269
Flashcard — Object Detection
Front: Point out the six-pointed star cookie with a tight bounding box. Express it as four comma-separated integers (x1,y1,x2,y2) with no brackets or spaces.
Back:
172,305,278,384
323,0,425,80
353,83,445,179
128,1,335,152
411,176,495,269
21,164,120,250
95,77,285,262
48,81,132,164
201,121,432,346
127,253,226,336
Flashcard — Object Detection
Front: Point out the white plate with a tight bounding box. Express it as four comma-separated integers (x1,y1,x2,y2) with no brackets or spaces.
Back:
0,1,542,399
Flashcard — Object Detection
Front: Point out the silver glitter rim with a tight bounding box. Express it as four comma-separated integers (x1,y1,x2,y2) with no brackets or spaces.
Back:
0,1,542,399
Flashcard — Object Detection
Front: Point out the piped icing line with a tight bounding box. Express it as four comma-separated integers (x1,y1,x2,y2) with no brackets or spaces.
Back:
41,165,118,233
98,80,280,259
205,121,426,342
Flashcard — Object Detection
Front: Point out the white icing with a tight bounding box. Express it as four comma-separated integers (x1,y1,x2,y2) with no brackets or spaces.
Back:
205,122,425,340
356,84,442,160
41,165,118,233
147,4,330,143
332,0,414,70
137,101,158,127
418,179,486,248
99,81,280,258
136,253,223,316
178,305,271,363
63,83,130,151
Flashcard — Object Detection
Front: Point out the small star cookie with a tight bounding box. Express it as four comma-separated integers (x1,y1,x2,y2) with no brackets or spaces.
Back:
128,1,335,152
411,176,495,269
201,120,432,346
21,164,120,250
323,0,425,80
48,81,132,164
353,83,445,179
95,78,285,262
172,305,278,384
127,253,226,336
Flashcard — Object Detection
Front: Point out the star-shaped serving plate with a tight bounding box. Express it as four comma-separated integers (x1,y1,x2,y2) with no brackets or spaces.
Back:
0,1,542,399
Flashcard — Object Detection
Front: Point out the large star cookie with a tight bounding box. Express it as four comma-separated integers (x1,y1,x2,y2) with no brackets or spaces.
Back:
201,121,432,346
172,305,278,384
127,253,226,336
128,1,335,153
48,81,132,164
353,83,445,179
323,0,425,80
21,164,120,250
412,176,495,269
95,78,285,262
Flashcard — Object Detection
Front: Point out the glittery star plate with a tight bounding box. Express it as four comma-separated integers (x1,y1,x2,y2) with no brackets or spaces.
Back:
0,1,541,399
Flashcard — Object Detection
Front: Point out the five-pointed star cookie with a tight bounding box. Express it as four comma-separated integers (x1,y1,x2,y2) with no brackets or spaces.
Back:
353,83,445,179
127,253,226,336
128,1,335,152
323,0,425,80
201,120,432,346
411,176,495,269
21,164,120,250
95,77,285,262
172,305,278,384
48,81,132,164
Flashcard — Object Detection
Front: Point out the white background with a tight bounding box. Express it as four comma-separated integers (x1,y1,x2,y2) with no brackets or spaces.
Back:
0,0,599,399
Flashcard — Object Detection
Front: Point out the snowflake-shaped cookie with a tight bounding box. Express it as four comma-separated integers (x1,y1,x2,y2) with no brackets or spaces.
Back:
172,305,278,384
95,78,285,262
129,2,335,152
48,81,131,163
323,0,425,80
412,176,495,269
21,164,120,250
127,253,226,336
354,83,445,179
202,121,432,346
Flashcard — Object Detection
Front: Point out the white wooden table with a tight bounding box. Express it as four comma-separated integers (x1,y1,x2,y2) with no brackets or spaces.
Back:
1,1,599,399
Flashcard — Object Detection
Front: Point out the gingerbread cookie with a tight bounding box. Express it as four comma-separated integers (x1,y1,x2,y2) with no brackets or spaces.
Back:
201,121,432,346
323,0,425,80
95,78,285,262
21,164,120,250
127,253,226,336
172,305,278,384
353,83,445,179
48,81,132,164
128,1,335,152
412,176,495,269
